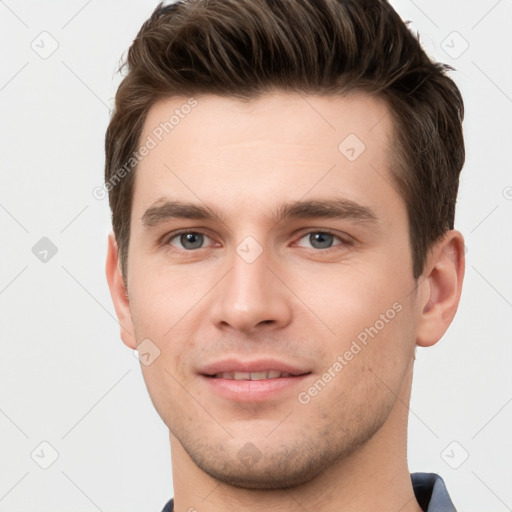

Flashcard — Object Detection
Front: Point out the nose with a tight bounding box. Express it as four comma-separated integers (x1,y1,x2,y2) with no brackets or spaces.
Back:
210,244,293,334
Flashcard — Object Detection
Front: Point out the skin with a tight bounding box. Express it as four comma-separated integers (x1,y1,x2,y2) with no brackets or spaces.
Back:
106,91,465,512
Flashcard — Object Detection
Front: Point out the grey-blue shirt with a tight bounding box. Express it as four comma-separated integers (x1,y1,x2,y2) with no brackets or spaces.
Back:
160,472,456,512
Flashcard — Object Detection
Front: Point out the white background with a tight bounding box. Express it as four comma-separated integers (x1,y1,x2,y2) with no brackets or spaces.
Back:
0,0,511,511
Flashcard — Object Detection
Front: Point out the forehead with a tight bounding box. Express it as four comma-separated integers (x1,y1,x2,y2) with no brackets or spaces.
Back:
132,91,399,221
141,90,392,154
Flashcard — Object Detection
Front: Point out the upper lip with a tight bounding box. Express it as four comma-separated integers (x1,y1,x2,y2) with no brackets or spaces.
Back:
199,358,310,377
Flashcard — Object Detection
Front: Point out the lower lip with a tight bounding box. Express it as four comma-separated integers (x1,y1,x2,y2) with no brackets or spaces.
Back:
199,374,310,402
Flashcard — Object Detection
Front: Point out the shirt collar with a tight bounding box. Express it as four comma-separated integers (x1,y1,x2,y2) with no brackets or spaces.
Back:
162,472,456,512
411,472,457,512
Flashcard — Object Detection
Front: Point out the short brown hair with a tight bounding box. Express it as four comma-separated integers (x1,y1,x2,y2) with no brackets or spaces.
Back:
105,0,464,280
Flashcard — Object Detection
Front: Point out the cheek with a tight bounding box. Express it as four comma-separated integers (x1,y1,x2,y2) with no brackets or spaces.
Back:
356,297,416,387
289,261,408,339
296,264,417,393
127,257,204,338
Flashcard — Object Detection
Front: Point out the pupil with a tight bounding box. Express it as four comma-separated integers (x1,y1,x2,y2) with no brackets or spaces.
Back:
310,232,333,249
181,232,203,249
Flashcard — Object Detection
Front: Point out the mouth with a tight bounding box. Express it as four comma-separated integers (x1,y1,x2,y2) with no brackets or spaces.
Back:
209,370,305,380
199,359,311,401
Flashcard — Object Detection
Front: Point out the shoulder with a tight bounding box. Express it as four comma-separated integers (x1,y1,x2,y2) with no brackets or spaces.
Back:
411,472,456,512
160,498,174,512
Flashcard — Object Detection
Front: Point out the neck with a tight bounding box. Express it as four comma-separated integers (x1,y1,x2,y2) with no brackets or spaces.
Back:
170,368,422,512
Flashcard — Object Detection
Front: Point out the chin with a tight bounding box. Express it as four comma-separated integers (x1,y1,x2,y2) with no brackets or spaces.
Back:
194,451,325,490
176,428,367,491
168,381,396,490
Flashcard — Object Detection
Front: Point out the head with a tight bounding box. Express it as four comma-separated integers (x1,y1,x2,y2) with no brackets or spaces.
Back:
105,0,465,491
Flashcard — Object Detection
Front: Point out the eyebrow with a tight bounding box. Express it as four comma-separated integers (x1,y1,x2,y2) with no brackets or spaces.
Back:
141,198,379,228
141,200,224,227
274,199,378,224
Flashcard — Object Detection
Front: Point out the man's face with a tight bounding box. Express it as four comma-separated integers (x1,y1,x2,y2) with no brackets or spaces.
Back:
122,91,421,488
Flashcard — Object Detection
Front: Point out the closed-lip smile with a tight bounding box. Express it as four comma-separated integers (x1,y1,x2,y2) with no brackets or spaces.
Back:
213,370,296,380
198,358,311,402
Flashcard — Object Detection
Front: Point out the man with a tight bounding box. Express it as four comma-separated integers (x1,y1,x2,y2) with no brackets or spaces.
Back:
104,0,465,511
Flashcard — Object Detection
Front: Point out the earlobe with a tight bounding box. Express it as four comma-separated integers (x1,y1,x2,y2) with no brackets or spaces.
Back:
105,233,137,349
416,230,465,347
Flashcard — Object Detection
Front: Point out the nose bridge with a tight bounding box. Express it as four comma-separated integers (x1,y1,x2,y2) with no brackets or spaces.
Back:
213,238,291,332
232,245,268,303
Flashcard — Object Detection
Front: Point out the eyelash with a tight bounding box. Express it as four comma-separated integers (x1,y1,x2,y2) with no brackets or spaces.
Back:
294,230,349,250
162,229,351,251
164,230,216,250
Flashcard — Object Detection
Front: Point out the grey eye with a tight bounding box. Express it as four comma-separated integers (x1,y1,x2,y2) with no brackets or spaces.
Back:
308,232,335,249
171,232,205,250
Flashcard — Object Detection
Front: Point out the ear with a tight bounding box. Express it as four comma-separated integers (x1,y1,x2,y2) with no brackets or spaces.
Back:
416,230,465,347
106,233,137,349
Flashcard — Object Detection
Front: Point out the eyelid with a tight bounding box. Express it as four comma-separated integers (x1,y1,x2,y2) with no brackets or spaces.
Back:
159,228,353,251
292,229,353,248
162,229,217,249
